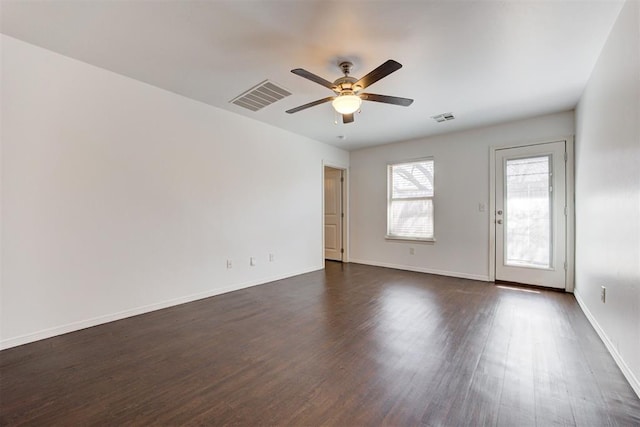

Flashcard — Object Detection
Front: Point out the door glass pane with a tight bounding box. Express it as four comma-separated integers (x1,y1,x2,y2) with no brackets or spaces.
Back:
505,156,551,268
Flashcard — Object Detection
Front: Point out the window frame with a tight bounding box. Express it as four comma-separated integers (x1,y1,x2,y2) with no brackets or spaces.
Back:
386,157,436,242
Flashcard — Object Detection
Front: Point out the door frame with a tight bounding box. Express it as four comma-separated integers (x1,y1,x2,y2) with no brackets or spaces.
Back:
488,136,575,292
322,161,349,267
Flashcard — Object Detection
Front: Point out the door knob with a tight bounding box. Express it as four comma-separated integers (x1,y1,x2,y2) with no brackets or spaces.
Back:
497,210,503,215
497,219,503,224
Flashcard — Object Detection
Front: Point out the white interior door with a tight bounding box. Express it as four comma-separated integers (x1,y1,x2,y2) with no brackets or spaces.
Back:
495,141,566,289
324,167,343,261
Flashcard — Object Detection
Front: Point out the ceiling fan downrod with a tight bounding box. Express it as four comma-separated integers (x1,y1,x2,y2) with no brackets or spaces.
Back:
339,61,353,76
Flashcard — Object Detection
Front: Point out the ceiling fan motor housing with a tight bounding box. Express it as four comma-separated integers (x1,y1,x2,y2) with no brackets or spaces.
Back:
333,76,359,93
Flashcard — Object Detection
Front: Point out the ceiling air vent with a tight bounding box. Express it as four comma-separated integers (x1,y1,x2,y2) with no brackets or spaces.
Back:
431,112,455,123
230,80,291,112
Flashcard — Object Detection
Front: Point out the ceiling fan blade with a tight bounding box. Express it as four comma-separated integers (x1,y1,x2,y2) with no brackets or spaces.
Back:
286,96,334,114
342,113,354,124
291,68,336,90
360,93,414,106
354,60,403,90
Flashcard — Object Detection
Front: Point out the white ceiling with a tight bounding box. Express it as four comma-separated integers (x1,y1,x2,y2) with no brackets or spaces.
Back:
0,0,624,150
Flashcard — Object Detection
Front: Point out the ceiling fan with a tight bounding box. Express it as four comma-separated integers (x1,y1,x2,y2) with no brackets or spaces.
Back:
286,59,414,124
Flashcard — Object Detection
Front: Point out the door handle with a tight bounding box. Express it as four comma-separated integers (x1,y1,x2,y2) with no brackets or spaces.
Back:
496,219,503,224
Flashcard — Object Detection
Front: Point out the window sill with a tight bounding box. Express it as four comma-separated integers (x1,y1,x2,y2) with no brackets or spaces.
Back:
385,236,436,243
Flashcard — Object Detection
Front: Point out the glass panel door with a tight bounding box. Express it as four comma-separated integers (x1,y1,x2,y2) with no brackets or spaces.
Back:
495,141,566,289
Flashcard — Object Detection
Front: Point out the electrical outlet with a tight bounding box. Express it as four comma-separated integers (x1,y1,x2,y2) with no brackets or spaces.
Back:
269,253,275,262
226,260,232,269
601,286,606,303
409,247,415,255
250,257,256,266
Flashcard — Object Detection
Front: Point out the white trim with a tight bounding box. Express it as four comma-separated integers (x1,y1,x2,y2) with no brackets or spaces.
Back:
385,236,436,243
350,258,490,282
565,136,576,293
385,156,435,167
488,135,575,291
488,149,496,281
574,291,640,398
0,266,322,350
322,161,349,266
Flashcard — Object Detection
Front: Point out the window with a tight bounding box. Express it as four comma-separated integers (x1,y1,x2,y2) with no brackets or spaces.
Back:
387,158,435,241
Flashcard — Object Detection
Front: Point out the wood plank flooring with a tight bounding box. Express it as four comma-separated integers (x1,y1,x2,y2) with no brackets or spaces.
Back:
1,262,639,426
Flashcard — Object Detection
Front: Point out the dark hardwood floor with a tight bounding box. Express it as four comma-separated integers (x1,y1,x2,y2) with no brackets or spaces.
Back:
1,262,639,426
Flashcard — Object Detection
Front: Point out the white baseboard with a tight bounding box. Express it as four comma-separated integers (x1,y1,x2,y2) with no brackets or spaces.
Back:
0,266,321,351
574,290,640,398
349,258,490,282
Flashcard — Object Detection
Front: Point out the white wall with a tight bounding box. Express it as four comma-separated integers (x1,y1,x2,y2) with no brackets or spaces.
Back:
574,0,640,396
349,111,574,281
0,35,349,349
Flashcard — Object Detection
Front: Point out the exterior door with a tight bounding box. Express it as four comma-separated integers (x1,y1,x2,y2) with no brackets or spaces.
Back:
495,141,566,289
324,167,343,261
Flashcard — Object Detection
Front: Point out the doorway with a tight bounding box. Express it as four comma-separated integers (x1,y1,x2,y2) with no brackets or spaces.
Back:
324,166,345,261
490,139,574,290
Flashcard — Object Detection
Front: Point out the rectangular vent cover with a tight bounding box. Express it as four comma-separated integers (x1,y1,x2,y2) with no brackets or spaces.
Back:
431,112,455,123
230,80,291,112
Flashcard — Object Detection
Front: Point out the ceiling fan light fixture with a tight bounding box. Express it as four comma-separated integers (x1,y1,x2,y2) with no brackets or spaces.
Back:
332,92,362,114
